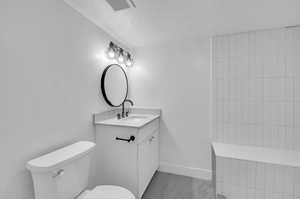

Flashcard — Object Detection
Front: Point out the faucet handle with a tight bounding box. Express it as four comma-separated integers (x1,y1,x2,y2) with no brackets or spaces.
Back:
125,111,129,117
117,113,121,120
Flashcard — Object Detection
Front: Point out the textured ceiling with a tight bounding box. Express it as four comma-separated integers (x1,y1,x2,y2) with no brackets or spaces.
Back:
64,0,300,47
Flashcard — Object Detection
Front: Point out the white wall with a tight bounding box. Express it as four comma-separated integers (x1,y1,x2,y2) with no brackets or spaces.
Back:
129,38,212,179
0,0,123,198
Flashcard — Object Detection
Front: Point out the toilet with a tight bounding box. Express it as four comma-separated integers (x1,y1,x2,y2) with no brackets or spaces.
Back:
26,141,135,199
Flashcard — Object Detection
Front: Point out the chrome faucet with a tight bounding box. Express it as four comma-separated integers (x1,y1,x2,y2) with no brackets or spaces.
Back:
120,99,134,118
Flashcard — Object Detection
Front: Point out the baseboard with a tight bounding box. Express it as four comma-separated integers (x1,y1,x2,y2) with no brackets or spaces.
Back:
158,162,212,180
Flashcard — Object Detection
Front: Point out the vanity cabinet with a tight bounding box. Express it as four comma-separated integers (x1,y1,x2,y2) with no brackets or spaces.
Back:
138,130,159,197
94,118,159,199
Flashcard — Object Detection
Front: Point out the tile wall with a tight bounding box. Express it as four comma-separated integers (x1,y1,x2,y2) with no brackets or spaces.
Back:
212,27,300,150
212,27,300,199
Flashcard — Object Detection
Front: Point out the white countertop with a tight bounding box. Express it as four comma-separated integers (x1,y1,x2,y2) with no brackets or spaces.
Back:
212,142,300,167
94,114,160,128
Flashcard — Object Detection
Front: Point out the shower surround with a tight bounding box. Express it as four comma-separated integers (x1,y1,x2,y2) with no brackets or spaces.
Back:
212,27,300,199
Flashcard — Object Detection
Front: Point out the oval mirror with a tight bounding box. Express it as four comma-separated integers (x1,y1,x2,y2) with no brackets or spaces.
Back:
101,64,128,107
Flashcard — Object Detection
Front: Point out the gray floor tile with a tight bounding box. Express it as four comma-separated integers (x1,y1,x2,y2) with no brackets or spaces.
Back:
142,172,214,199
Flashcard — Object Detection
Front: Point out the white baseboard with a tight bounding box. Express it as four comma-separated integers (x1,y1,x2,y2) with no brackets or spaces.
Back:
158,162,212,180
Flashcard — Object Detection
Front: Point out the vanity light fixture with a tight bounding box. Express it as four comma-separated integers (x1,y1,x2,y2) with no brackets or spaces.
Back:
106,41,134,67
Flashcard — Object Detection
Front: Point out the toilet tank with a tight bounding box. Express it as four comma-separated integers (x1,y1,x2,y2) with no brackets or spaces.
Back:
27,141,96,199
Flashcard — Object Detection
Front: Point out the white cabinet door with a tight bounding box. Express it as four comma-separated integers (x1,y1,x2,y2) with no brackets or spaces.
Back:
150,131,159,175
95,125,138,196
138,136,153,198
138,131,159,198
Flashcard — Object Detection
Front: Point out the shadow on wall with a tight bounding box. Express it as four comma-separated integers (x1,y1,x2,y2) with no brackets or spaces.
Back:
159,118,183,164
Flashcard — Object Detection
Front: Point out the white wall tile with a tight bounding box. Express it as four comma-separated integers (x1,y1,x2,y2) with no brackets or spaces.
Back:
255,189,265,199
255,162,265,190
265,163,276,193
213,27,300,148
247,125,264,146
286,28,300,77
239,160,248,188
293,128,300,150
215,78,225,100
285,78,294,101
294,78,300,101
294,168,300,197
239,125,250,145
215,125,224,142
216,182,224,195
248,32,264,78
214,59,225,79
216,157,224,182
285,127,294,150
247,188,255,199
261,29,285,78
263,102,286,126
283,167,294,195
231,159,240,186
247,161,256,189
295,101,300,128
249,78,264,101
264,78,285,101
213,27,300,199
263,127,273,147
286,102,294,128
248,102,264,124
274,165,284,195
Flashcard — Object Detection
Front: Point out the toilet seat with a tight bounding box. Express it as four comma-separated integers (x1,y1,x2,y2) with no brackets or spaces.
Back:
84,185,135,199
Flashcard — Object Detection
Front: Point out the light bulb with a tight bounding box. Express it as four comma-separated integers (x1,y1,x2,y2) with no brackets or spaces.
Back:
118,49,124,63
125,53,133,67
118,55,124,63
106,41,115,59
107,49,115,59
125,59,132,67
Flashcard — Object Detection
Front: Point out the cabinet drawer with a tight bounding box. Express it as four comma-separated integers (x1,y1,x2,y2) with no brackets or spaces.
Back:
138,119,159,143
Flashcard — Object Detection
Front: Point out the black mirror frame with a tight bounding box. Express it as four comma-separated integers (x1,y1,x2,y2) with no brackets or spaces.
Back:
101,64,129,107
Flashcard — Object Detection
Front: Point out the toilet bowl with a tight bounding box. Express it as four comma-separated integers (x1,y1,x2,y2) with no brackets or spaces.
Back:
26,141,135,199
78,185,135,199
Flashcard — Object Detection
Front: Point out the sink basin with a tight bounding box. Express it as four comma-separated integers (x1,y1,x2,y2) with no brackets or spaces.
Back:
121,115,149,123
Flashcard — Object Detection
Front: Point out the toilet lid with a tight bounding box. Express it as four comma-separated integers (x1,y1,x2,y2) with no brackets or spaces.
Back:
84,185,135,199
